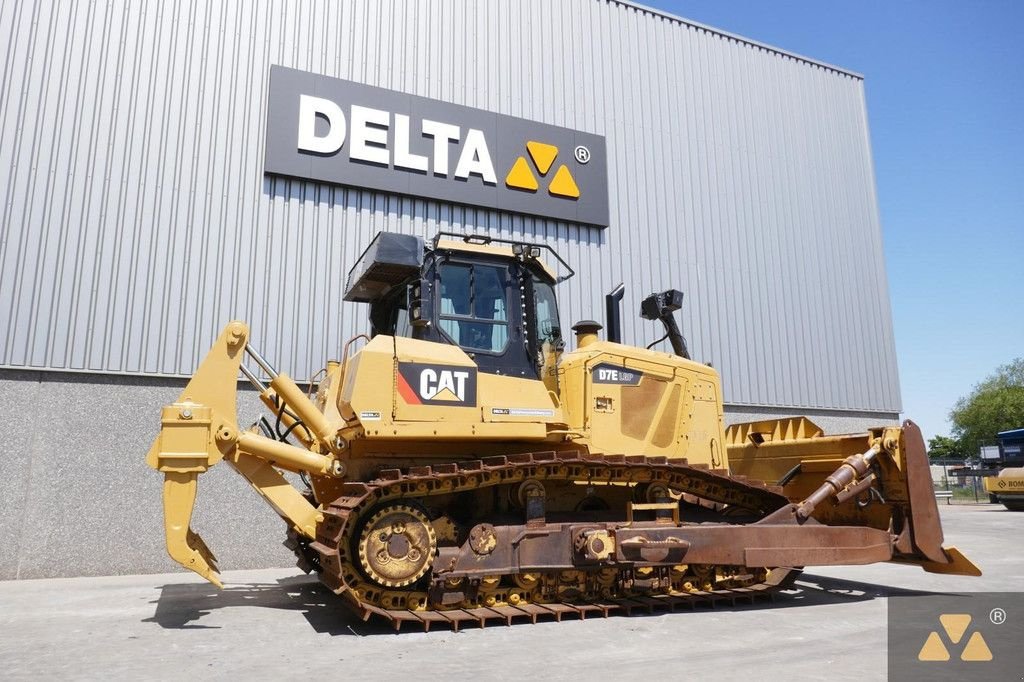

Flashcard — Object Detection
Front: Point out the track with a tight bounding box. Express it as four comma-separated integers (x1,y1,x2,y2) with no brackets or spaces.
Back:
296,451,800,632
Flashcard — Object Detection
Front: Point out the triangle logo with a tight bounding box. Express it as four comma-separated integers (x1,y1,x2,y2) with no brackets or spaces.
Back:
505,156,538,191
960,632,993,662
526,141,558,175
939,614,971,644
917,632,950,661
548,164,580,199
505,141,581,201
430,387,462,402
917,613,994,664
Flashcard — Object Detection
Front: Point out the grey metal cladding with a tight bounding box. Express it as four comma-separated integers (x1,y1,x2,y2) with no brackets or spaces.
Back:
0,0,901,414
264,66,610,226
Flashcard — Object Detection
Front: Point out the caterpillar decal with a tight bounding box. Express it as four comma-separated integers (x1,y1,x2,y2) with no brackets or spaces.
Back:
396,362,478,406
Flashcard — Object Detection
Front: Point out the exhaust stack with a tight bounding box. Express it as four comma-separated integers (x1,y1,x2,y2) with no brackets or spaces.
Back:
605,283,625,343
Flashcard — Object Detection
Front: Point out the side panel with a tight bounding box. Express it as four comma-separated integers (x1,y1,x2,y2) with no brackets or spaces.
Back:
392,339,480,422
338,335,560,440
558,341,728,465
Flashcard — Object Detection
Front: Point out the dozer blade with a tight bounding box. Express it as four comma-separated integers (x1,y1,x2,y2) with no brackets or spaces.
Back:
726,418,981,577
163,472,222,587
895,421,981,576
917,546,981,576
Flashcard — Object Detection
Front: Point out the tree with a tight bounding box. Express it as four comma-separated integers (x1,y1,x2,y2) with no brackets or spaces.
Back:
927,435,967,460
950,358,1024,457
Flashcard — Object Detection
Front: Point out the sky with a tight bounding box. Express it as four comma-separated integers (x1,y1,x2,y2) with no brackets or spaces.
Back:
649,0,1024,443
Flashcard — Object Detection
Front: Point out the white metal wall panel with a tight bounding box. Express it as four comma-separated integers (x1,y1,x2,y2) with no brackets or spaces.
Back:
0,0,901,413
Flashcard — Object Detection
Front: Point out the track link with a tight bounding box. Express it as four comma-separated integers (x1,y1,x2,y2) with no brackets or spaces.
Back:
305,451,798,631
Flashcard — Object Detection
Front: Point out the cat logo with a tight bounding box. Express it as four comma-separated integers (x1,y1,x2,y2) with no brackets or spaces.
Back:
917,614,993,662
396,362,478,406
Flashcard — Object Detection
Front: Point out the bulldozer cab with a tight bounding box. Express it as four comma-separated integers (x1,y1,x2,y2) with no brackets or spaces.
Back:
348,232,566,380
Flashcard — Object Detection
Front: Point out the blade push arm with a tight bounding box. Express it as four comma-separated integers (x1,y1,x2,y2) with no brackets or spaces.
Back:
726,419,980,577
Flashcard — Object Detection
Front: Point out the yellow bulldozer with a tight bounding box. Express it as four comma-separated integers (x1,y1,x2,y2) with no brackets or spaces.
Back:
146,231,978,630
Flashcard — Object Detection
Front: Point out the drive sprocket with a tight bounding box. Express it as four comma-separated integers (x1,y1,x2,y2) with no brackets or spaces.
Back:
356,504,437,588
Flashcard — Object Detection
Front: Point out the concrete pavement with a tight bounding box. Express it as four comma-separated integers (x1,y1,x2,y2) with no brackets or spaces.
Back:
0,505,1020,680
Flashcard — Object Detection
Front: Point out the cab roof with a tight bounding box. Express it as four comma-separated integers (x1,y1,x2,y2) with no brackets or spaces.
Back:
432,232,573,283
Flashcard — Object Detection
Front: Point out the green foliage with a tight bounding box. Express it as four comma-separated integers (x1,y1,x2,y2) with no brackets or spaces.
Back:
927,435,967,460
950,358,1024,456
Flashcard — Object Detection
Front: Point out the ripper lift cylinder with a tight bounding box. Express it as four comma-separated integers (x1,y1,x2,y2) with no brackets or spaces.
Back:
268,373,337,447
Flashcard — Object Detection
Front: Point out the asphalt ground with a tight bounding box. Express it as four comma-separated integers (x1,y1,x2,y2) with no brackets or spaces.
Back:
1,504,1020,680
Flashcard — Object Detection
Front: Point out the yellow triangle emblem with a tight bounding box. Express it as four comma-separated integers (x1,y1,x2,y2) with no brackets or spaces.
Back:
917,631,950,661
505,156,538,191
547,164,580,199
960,632,993,661
430,387,462,402
526,141,558,175
939,614,971,644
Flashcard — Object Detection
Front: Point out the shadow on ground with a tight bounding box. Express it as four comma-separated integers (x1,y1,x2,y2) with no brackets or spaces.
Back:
144,571,946,636
143,575,390,635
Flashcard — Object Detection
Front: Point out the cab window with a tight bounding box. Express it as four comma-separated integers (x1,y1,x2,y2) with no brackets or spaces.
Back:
439,263,509,353
369,289,413,338
532,275,560,345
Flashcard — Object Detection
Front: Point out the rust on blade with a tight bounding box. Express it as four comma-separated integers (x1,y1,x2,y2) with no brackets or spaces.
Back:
901,420,949,564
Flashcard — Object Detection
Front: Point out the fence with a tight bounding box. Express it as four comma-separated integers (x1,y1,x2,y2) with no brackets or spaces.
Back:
931,467,997,506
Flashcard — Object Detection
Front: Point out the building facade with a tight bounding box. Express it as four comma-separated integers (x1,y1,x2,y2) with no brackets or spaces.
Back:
0,0,900,579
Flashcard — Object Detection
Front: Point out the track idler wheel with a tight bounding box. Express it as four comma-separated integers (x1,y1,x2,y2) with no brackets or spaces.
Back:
513,572,541,590
691,564,715,591
357,504,437,588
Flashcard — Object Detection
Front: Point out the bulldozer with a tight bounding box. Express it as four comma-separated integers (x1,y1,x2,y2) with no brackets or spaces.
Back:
146,231,979,631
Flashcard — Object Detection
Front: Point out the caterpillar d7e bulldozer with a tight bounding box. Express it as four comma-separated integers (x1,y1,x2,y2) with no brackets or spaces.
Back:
146,231,979,631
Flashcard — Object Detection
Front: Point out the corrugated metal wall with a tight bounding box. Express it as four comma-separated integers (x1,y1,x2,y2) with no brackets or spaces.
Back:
0,0,900,413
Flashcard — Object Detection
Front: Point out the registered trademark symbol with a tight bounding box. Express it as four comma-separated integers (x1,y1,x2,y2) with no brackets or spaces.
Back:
574,145,591,164
990,607,1006,625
